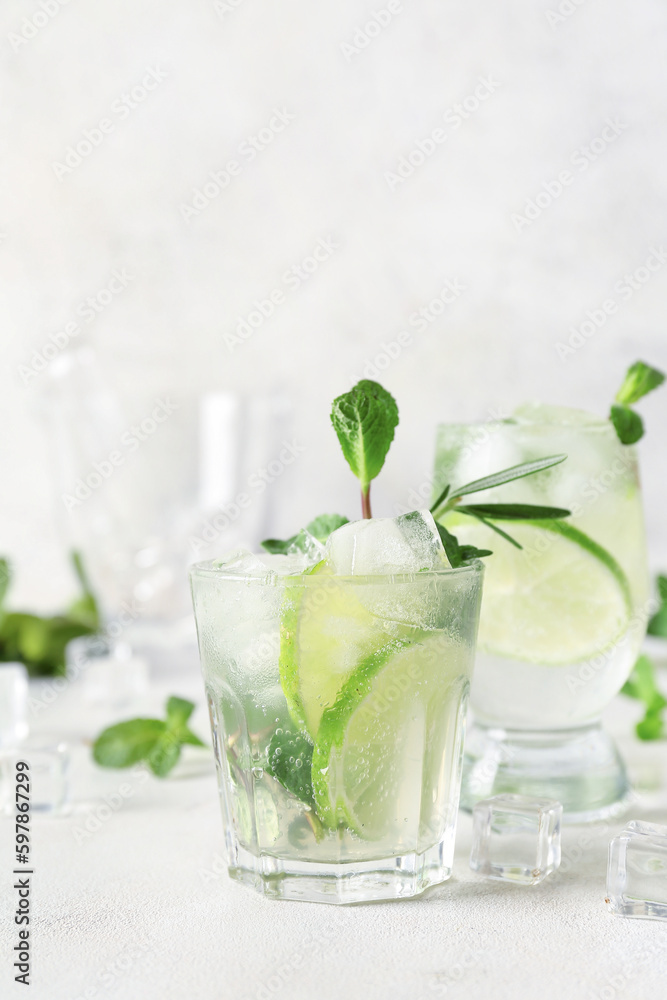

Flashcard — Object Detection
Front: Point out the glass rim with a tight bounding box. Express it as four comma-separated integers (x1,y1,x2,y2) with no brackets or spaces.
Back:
436,416,619,437
188,557,484,585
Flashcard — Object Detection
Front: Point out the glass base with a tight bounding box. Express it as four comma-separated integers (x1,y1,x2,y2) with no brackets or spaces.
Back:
460,721,631,824
227,842,452,904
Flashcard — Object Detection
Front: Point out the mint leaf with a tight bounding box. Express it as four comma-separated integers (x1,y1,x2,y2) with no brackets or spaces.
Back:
165,697,206,750
615,361,665,405
261,514,349,555
93,719,167,768
456,503,571,521
626,655,664,705
166,696,196,727
0,611,93,677
180,729,207,748
92,696,206,776
650,607,667,638
610,403,644,445
147,732,183,777
305,514,349,540
435,523,492,568
636,712,664,741
0,551,99,677
621,655,667,741
609,361,664,444
446,455,567,502
331,380,398,517
261,536,299,554
266,727,315,805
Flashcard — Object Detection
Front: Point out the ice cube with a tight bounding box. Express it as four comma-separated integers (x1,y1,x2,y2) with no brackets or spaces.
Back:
325,510,449,576
213,547,316,578
0,663,28,748
607,820,667,920
286,530,326,565
470,793,562,885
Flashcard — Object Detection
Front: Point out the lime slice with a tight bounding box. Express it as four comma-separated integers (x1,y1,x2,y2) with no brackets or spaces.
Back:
311,632,467,838
279,569,393,738
445,514,632,665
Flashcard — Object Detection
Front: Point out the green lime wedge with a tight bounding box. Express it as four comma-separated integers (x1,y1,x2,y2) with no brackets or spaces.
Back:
443,514,632,665
311,632,468,838
279,568,394,738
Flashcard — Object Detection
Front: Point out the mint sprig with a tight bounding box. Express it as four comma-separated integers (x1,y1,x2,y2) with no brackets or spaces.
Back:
435,523,492,568
621,655,666,741
0,551,101,677
331,380,399,518
92,696,206,777
610,360,664,444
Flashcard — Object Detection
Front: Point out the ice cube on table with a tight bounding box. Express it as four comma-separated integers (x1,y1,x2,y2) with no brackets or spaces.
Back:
470,793,562,885
0,663,28,748
607,820,667,920
1,737,69,816
325,510,450,575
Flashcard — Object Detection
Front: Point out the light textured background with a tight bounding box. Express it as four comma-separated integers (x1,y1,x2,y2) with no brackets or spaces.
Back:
1,654,667,1000
1,0,666,610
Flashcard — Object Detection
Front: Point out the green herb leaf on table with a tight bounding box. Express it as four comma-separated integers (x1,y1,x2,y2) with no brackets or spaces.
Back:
0,551,101,677
331,380,399,518
610,360,665,444
621,655,667,741
147,733,184,778
166,695,196,727
93,719,167,768
92,697,206,777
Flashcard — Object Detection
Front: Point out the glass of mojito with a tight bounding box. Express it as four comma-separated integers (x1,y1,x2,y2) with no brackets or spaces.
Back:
190,511,483,903
433,403,650,821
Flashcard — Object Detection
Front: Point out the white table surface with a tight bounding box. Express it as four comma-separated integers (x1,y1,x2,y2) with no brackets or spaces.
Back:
2,644,667,1000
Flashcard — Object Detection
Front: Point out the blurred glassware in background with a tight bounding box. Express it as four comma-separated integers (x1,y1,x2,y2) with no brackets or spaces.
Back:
1,735,69,815
66,635,149,707
40,343,292,653
0,662,29,747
